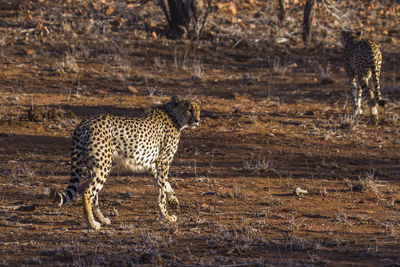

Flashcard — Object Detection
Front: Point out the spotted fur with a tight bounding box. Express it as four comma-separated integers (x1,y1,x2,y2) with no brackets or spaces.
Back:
341,30,385,125
57,96,200,230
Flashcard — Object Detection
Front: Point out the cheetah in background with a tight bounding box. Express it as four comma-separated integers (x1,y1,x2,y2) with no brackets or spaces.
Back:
56,96,200,230
341,30,385,125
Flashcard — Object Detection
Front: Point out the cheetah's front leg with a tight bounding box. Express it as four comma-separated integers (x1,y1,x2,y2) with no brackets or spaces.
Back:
352,77,363,117
93,194,111,225
154,165,177,222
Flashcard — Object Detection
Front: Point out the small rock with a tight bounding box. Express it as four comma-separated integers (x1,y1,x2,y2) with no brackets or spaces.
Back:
96,89,107,96
43,187,50,196
121,192,133,198
26,49,35,55
113,74,125,82
105,5,115,16
293,187,308,196
216,2,237,15
201,191,217,196
200,203,209,209
17,204,37,212
127,86,138,94
351,183,364,192
220,191,234,199
388,37,397,44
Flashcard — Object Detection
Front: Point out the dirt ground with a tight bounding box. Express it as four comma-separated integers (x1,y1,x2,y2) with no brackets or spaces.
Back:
1,0,400,266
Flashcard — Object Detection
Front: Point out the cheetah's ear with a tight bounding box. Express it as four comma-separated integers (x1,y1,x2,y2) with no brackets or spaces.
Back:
354,31,362,38
171,95,182,106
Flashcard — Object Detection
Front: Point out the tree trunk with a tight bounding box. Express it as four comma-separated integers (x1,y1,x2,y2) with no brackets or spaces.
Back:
278,0,286,22
302,0,315,46
159,0,190,38
158,0,211,40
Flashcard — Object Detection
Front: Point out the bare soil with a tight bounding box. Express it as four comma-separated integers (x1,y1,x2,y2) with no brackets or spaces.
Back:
1,0,400,266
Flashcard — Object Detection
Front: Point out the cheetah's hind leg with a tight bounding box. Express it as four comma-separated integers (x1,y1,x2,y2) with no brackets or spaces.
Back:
83,191,101,230
157,184,177,223
165,181,179,209
368,89,379,126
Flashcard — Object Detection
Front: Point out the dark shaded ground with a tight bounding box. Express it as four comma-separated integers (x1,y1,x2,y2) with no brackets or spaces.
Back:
1,0,400,266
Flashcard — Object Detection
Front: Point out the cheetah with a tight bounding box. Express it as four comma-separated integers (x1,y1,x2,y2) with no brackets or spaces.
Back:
56,96,200,230
341,30,385,125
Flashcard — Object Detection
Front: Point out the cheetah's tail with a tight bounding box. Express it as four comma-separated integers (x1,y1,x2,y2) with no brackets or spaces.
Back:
58,180,80,206
49,186,65,207
57,147,83,206
57,192,67,207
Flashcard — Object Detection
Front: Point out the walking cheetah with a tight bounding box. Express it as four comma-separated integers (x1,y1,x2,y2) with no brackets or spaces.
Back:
56,96,200,230
341,30,385,125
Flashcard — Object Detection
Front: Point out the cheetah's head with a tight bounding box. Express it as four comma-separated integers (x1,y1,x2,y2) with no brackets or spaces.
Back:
169,95,200,130
341,30,362,47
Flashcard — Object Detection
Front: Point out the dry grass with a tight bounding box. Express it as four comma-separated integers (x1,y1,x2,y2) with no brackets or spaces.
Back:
344,171,397,206
189,57,205,80
317,61,335,84
243,149,275,173
339,113,359,131
272,57,291,76
144,76,158,97
334,210,353,226
5,163,35,181
173,50,205,80
208,224,266,254
0,1,400,266
53,54,79,74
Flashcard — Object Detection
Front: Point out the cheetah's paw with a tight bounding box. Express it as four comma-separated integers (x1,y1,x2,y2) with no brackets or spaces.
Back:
88,221,102,230
100,217,111,225
168,215,177,222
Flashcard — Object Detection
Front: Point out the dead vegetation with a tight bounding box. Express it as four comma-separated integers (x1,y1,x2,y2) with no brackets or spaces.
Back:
0,0,400,266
